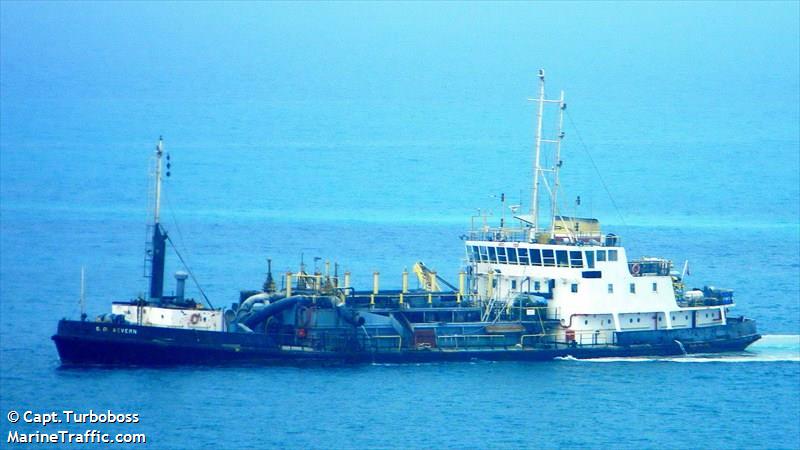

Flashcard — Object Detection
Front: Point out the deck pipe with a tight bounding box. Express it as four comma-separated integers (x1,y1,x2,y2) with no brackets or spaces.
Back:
241,295,333,329
336,304,366,327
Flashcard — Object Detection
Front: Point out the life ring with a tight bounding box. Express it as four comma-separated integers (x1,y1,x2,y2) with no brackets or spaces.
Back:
631,263,641,275
190,313,201,325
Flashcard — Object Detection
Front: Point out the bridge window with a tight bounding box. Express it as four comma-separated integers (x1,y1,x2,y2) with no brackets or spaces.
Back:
534,281,541,291
608,250,618,261
507,248,518,264
542,249,555,267
608,284,614,293
571,283,578,293
585,251,595,268
531,249,543,266
470,246,480,262
556,250,569,267
497,247,507,264
488,246,497,263
629,283,636,294
479,246,489,262
518,248,529,265
511,280,517,290
597,250,606,261
569,251,584,268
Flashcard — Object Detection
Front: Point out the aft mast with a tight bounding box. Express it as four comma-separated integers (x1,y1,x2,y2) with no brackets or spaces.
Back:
147,137,167,301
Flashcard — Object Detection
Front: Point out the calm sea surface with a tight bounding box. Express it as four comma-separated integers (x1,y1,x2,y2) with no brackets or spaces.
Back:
1,3,798,449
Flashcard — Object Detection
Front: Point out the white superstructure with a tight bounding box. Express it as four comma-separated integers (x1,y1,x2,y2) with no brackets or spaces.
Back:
111,303,225,331
465,71,734,346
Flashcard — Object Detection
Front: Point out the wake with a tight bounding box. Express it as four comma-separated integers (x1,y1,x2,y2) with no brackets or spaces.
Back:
559,334,800,363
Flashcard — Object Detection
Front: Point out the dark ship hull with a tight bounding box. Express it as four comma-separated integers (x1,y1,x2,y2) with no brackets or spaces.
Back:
53,122,763,367
53,316,760,366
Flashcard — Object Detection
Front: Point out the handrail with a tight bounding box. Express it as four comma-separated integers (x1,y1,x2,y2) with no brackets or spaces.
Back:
466,228,604,244
345,291,481,309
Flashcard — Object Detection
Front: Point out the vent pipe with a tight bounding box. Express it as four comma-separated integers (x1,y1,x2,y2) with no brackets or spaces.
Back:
175,271,188,302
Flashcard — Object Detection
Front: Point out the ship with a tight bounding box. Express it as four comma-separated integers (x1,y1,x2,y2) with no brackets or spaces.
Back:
53,71,760,365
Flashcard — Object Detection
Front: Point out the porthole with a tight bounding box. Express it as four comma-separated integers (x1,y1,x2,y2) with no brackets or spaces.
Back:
658,317,662,322
637,318,641,323
685,315,689,320
629,318,633,323
585,320,589,325
672,316,675,321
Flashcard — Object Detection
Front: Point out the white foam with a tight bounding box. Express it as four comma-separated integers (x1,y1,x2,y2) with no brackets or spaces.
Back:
565,335,800,363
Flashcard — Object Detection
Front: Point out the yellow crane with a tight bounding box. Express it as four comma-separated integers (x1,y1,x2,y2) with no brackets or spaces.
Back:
412,261,457,292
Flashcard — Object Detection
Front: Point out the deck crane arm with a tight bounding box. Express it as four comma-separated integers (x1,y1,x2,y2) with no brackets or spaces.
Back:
412,261,457,292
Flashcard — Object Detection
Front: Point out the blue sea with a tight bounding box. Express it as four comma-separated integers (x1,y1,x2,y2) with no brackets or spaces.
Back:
1,3,799,449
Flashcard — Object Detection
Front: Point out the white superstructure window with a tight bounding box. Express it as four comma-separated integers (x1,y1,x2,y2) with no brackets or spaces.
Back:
607,284,614,293
542,249,555,267
518,248,529,265
530,249,542,266
507,248,518,264
571,283,578,293
497,247,508,264
652,282,657,292
609,250,619,261
629,283,636,294
556,250,569,267
569,251,583,268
